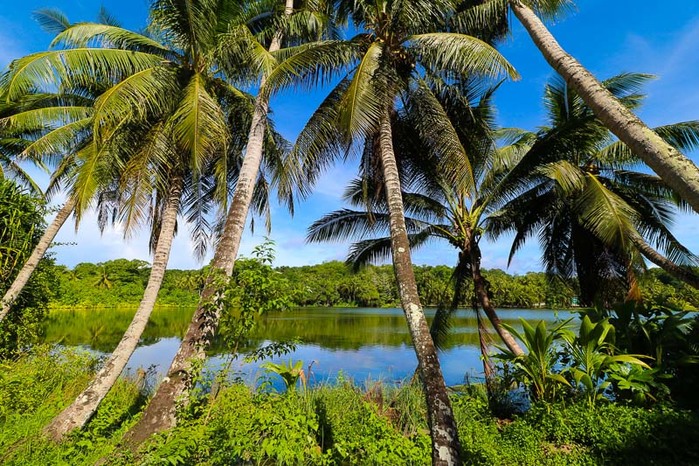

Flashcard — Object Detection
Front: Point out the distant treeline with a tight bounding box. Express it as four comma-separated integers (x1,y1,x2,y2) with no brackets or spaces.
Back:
47,259,699,310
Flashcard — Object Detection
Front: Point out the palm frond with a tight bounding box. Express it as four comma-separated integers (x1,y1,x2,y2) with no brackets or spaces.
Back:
33,8,71,35
577,174,638,249
1,49,162,101
407,32,518,81
337,42,385,141
168,73,229,175
50,24,171,57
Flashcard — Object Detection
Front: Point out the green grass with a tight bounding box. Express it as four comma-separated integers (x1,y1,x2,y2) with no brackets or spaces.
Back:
2,348,699,465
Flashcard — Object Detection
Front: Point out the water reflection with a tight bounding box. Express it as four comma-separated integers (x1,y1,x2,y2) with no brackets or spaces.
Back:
44,307,575,386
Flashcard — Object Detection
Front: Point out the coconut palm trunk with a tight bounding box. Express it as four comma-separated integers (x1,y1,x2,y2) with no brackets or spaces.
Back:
510,0,699,214
630,235,699,290
475,308,496,395
43,175,183,441
378,112,460,466
467,239,524,356
123,0,294,449
1,198,76,321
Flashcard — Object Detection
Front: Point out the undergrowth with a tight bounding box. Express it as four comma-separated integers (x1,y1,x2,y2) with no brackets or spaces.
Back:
2,347,698,465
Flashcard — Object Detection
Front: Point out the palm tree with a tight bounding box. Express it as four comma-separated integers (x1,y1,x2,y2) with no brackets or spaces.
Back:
123,0,334,448
4,3,277,439
0,84,104,322
489,73,699,307
307,79,526,357
0,8,154,321
267,1,517,461
460,0,699,213
0,99,45,195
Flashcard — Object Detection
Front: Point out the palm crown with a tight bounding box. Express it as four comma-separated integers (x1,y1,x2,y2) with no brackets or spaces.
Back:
489,73,699,305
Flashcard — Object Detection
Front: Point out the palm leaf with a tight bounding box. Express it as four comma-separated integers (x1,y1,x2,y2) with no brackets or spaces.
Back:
577,174,638,249
168,73,229,175
407,32,518,80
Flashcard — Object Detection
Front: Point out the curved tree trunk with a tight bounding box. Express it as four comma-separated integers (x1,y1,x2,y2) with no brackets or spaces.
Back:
123,1,294,450
43,176,183,441
475,308,495,395
378,112,461,466
1,198,76,321
468,240,525,356
511,0,699,214
631,235,699,289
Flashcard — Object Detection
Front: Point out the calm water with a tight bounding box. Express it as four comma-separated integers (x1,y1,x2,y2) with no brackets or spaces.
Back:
43,307,576,387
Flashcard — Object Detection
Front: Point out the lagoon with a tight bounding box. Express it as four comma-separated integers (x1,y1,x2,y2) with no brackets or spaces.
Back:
43,307,576,387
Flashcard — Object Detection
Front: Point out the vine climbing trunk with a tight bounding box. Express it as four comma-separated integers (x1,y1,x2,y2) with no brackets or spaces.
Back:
511,0,699,214
378,111,461,466
1,197,76,322
123,0,295,450
43,175,184,441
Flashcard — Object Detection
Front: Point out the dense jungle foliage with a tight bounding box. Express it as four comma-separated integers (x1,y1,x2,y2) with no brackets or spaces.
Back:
46,258,699,310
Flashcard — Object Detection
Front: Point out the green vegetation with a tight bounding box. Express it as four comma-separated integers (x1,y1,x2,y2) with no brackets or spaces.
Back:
2,348,699,465
45,258,699,311
0,179,58,358
1,0,698,461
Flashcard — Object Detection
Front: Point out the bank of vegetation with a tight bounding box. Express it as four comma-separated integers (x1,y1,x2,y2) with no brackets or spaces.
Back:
44,258,699,311
3,331,699,466
2,0,699,463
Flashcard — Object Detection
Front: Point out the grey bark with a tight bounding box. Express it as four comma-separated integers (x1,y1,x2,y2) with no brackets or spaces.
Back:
631,235,699,290
43,176,183,441
123,0,294,450
511,0,699,214
1,197,76,321
378,112,461,466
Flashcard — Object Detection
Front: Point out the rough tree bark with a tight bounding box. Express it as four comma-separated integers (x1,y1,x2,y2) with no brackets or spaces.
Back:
123,0,295,450
1,197,76,321
43,176,183,441
511,0,699,214
378,112,461,466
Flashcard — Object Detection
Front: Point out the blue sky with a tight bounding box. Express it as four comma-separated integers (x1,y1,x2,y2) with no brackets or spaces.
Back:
1,1,698,272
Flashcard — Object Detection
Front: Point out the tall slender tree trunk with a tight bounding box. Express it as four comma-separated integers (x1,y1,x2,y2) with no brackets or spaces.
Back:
43,176,183,441
123,0,294,450
475,308,495,395
631,235,699,289
510,0,699,214
468,239,524,356
378,112,461,466
1,198,76,321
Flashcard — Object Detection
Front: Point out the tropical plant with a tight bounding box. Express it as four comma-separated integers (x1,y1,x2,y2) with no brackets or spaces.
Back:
561,315,650,405
584,302,699,406
306,79,528,363
0,178,58,358
262,359,307,391
0,101,45,195
0,8,164,322
0,86,89,320
19,3,281,439
124,0,335,449
496,318,572,403
268,0,519,461
489,73,699,306
459,0,699,213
